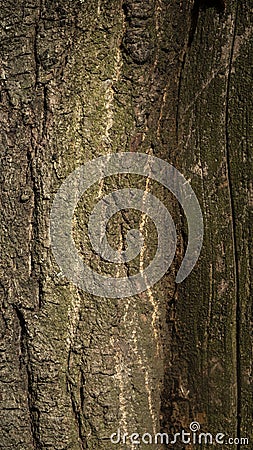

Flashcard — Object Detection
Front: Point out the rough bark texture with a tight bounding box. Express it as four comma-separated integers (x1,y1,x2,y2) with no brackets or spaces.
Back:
0,1,252,449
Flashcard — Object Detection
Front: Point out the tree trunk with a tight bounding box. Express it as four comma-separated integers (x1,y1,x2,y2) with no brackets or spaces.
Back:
0,1,251,449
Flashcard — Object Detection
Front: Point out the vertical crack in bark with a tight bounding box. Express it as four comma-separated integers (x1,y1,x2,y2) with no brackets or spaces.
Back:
34,0,43,87
66,352,87,450
176,0,195,146
27,140,42,310
14,307,41,450
188,0,201,48
42,84,48,139
30,1,49,311
65,300,89,449
224,1,241,446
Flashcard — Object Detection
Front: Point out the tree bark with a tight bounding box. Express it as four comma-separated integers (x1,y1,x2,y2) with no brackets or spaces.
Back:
0,1,252,449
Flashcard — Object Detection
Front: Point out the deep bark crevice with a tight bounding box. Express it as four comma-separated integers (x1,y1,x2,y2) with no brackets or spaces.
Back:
224,1,241,446
14,306,42,450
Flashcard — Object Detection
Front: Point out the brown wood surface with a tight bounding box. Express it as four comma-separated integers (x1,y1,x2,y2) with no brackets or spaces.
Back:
0,1,251,449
